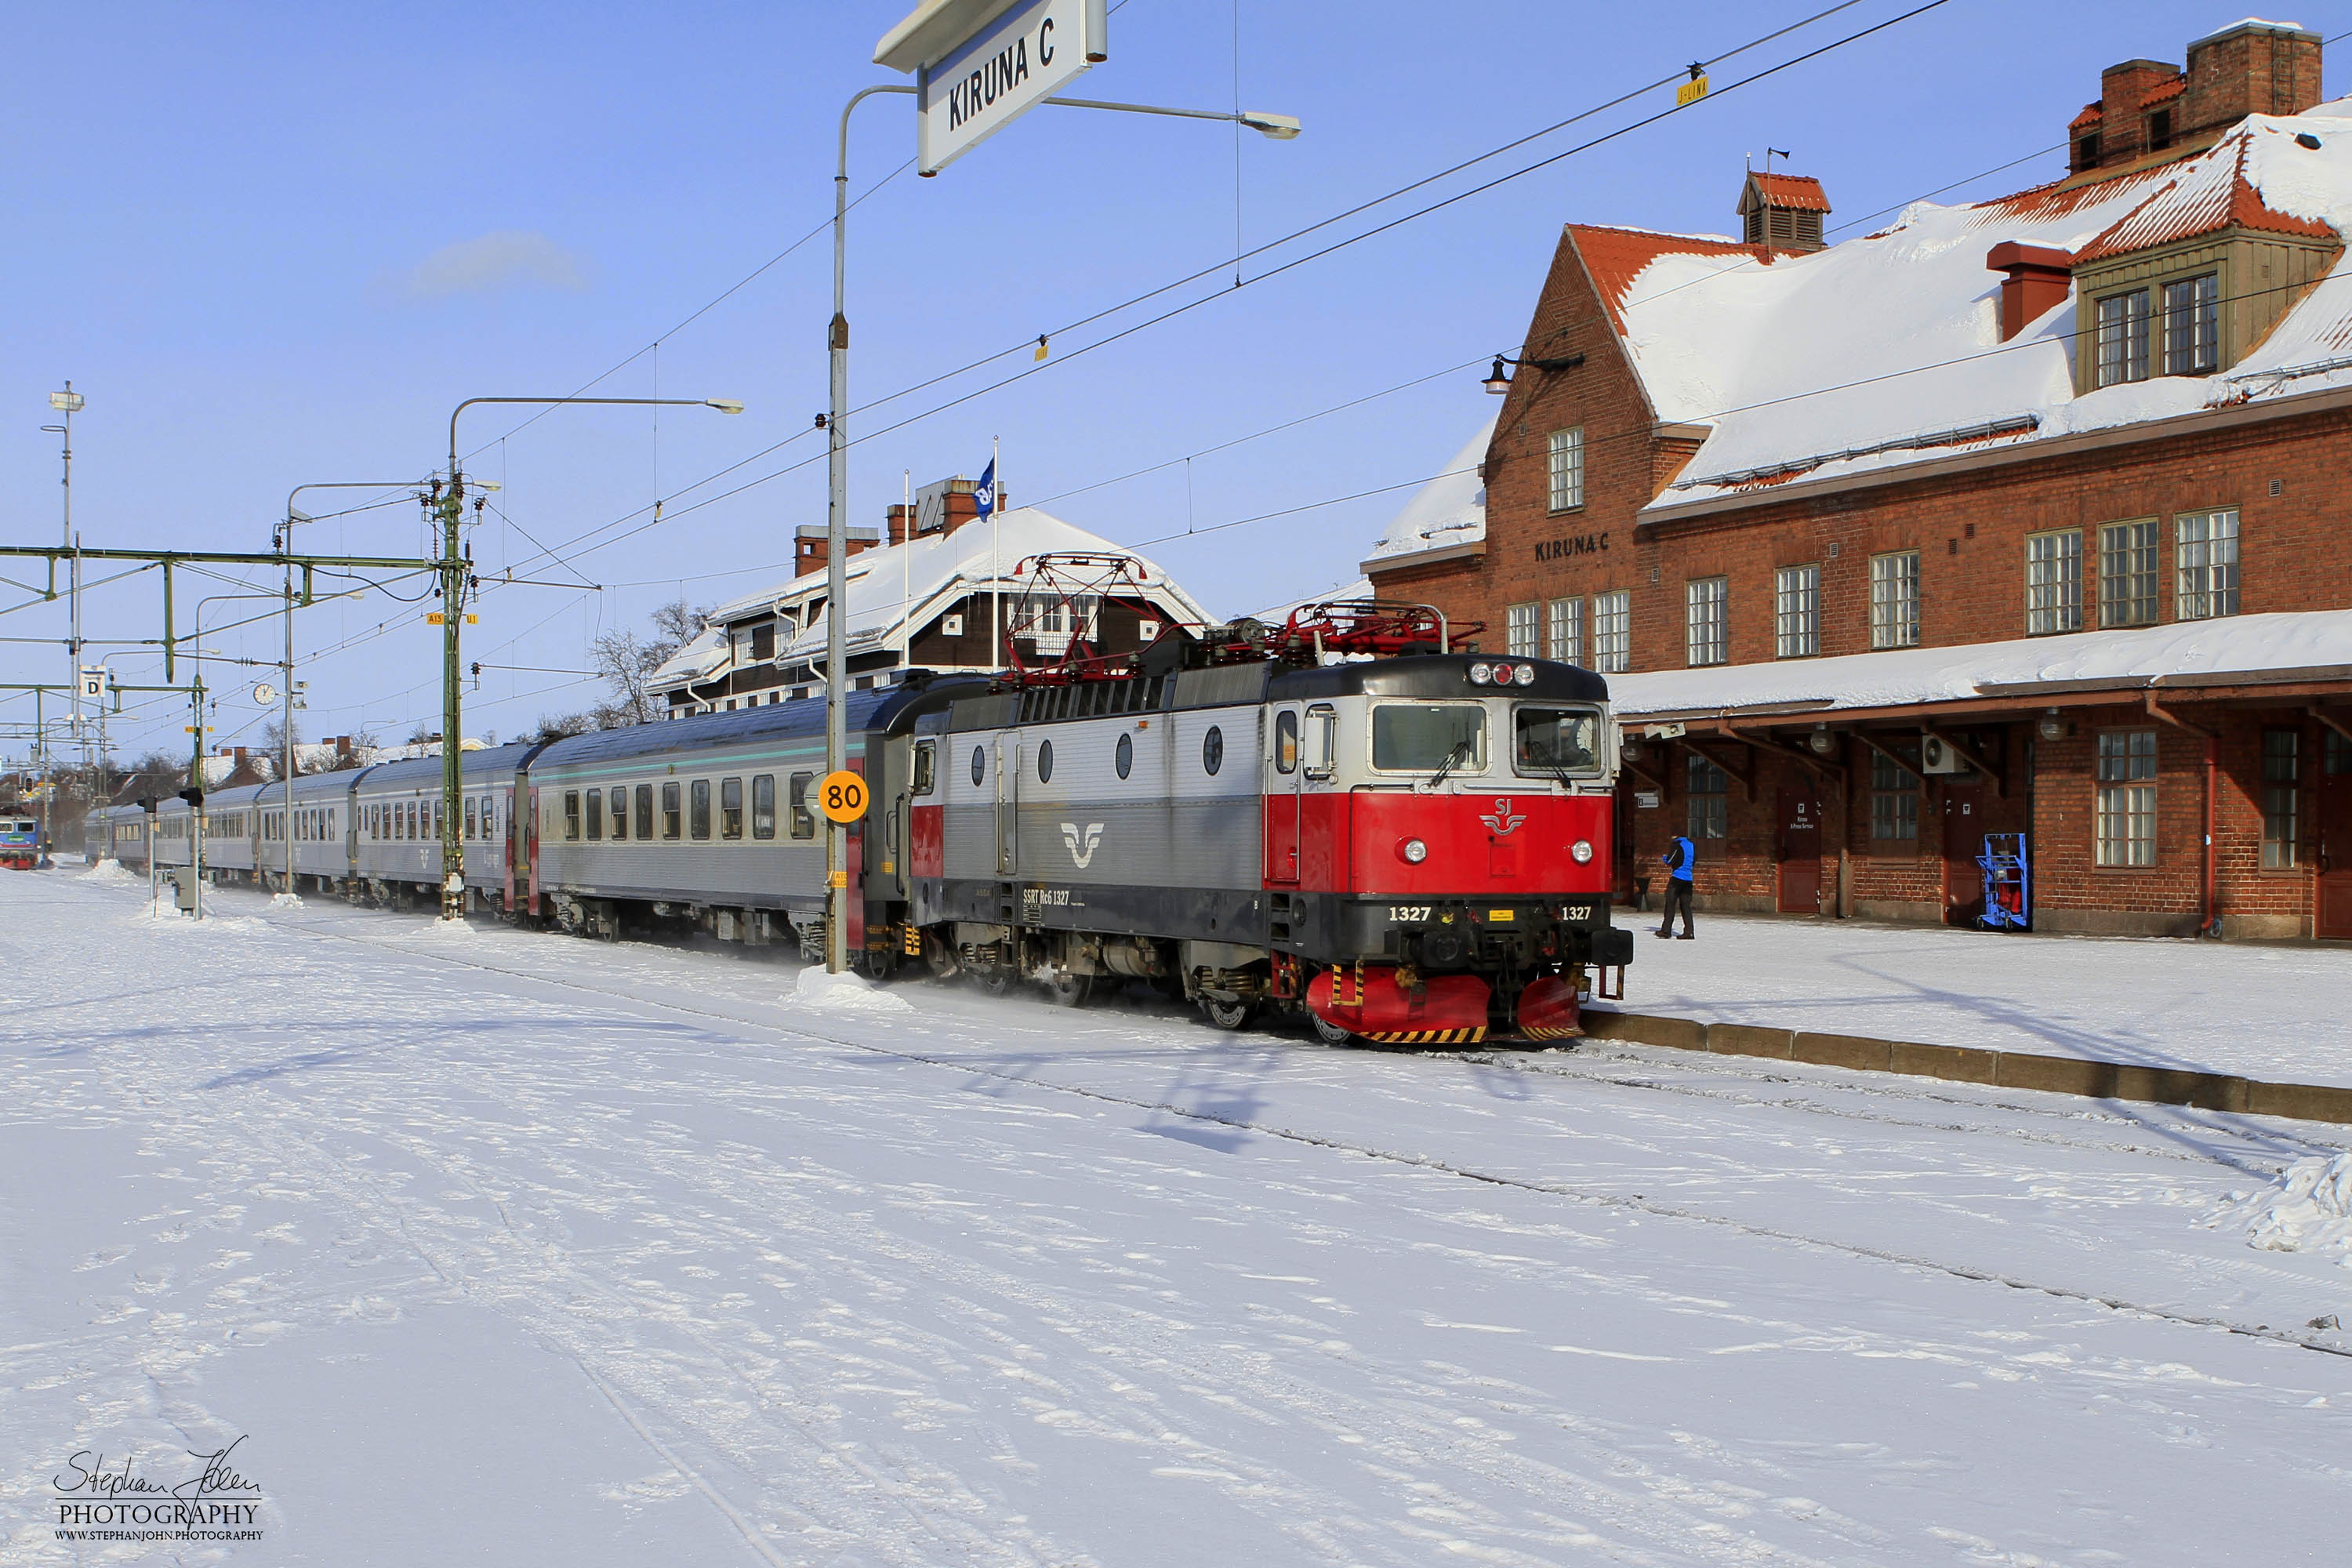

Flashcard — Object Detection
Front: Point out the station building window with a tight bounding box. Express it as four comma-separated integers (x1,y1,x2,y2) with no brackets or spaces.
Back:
1869,550,1920,649
1869,749,1918,842
1686,753,1728,840
2095,730,2158,867
1774,564,1819,658
1546,597,1581,664
2262,730,2299,870
2099,520,2160,627
2026,529,2082,635
1592,591,1630,673
1547,426,1584,513
2175,508,2239,620
1506,602,1538,657
1684,577,1728,667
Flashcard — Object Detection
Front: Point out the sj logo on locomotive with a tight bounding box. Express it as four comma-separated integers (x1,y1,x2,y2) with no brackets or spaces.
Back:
1479,799,1526,837
1061,822,1105,868
1533,531,1609,562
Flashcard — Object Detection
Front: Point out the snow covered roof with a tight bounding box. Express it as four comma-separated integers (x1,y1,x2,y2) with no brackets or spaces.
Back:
1606,608,2352,720
1741,172,1830,213
1359,418,1494,570
650,506,1214,692
1583,103,2352,513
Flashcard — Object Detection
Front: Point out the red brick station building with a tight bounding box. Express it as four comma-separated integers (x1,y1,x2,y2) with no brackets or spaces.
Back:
1371,19,2352,940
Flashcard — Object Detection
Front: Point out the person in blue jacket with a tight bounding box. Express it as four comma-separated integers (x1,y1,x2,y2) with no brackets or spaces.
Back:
1656,833,1696,939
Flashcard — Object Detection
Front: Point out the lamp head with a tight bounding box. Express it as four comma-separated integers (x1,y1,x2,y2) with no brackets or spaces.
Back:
49,390,84,413
1239,111,1301,140
705,398,746,415
1483,357,1513,395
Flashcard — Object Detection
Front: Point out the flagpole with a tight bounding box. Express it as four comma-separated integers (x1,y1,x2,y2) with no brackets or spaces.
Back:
989,435,1001,670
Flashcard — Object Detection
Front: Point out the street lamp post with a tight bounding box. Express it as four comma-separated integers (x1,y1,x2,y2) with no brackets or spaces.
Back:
822,86,1300,975
40,382,83,866
439,397,743,920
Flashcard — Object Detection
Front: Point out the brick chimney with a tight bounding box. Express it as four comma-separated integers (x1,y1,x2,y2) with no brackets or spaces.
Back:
794,524,882,578
2070,23,2321,174
1986,242,2075,340
2182,18,2322,132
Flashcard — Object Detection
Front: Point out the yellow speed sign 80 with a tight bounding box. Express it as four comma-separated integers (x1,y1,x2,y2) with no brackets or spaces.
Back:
818,771,869,824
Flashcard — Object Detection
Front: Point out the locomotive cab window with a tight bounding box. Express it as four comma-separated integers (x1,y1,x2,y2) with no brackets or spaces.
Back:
1372,702,1486,774
661,782,681,840
689,780,711,840
1513,706,1603,777
720,777,744,840
912,740,936,797
789,772,815,839
1274,710,1298,774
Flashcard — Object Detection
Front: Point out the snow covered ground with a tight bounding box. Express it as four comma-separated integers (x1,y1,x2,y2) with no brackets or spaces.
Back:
4,868,2350,1566
1622,910,2352,1088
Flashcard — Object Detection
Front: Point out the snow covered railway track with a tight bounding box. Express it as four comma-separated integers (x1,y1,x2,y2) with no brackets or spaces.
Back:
285,917,2352,1367
1450,1044,2347,1176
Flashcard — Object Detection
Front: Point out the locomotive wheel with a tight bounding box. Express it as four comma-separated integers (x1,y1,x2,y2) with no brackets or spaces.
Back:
1308,1012,1355,1047
1200,996,1256,1031
922,931,959,980
1046,971,1092,1008
975,967,1014,997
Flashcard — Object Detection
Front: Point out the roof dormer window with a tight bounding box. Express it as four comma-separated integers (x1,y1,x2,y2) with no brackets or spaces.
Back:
2092,288,2151,387
2161,274,2217,375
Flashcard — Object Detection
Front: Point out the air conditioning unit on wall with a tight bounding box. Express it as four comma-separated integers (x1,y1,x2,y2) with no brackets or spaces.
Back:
1920,735,1971,775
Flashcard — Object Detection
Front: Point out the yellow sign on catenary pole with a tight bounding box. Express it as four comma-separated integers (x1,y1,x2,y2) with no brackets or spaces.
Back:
818,770,869,824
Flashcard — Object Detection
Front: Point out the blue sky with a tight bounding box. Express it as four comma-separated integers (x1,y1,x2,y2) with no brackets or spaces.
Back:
0,1,2328,758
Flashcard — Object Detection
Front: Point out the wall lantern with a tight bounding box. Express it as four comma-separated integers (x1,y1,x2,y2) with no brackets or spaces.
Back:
2037,709,2066,741
1482,350,1588,394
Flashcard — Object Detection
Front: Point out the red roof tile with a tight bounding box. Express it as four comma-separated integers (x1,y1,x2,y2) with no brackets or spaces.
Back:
1746,172,1831,212
2070,101,2105,130
2141,74,2187,107
2074,132,2336,263
1565,225,1767,333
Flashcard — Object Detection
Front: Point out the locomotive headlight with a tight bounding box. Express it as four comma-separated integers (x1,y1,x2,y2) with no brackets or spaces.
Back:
1468,662,1492,685
1491,662,1513,684
1570,839,1594,863
1513,662,1537,686
1401,837,1428,864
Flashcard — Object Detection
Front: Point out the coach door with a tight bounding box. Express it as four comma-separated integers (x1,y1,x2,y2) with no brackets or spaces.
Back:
1776,787,1820,914
2319,733,2352,938
995,731,1018,875
1264,706,1302,884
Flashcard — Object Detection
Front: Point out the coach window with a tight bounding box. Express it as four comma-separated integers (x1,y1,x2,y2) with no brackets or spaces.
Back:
1037,739,1054,783
586,789,603,840
434,799,445,839
720,777,744,840
971,745,986,787
464,798,478,840
634,784,653,840
753,775,776,839
564,791,581,841
789,772,815,839
1203,725,1225,775
1371,702,1485,775
1115,731,1134,779
690,780,711,840
912,739,936,796
609,786,628,840
1513,707,1602,777
661,782,681,840
1275,710,1298,773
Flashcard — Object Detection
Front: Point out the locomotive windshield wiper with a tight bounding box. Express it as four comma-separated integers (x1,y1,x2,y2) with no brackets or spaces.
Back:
1427,739,1472,789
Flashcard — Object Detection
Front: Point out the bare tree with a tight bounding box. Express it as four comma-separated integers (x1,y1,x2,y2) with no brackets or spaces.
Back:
260,717,302,776
113,749,185,805
527,711,595,744
590,597,710,728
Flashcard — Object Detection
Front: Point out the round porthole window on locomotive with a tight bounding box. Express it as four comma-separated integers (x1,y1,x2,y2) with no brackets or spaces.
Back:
1203,725,1224,775
1115,732,1134,779
1037,739,1054,782
971,745,985,786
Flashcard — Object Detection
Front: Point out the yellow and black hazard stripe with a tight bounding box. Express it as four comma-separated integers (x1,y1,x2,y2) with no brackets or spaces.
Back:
902,922,924,956
1518,1023,1584,1040
1362,1026,1489,1045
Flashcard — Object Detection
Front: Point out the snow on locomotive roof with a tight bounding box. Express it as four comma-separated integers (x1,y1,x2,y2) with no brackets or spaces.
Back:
1607,607,2352,719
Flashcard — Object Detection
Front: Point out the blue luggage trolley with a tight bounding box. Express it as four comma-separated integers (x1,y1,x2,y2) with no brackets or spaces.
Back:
1978,833,2029,930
